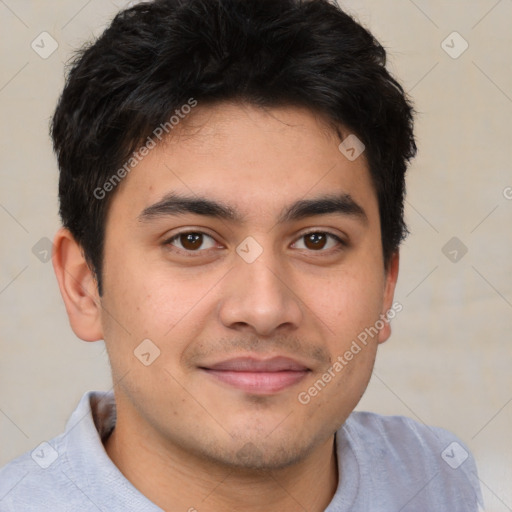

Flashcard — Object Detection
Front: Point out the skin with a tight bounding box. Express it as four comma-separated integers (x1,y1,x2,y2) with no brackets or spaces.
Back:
53,102,399,512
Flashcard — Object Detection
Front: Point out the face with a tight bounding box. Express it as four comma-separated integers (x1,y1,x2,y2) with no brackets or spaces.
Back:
96,103,398,470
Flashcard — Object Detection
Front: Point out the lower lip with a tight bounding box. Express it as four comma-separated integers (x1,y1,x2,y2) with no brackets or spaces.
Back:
202,369,309,394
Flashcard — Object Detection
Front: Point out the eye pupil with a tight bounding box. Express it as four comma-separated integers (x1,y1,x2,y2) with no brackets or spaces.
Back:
181,233,203,250
305,233,327,250
172,231,337,253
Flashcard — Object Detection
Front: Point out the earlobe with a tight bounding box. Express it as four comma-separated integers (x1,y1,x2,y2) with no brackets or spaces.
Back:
52,228,103,342
377,251,400,344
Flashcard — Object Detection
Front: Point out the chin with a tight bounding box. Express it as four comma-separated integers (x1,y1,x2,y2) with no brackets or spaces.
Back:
195,424,331,471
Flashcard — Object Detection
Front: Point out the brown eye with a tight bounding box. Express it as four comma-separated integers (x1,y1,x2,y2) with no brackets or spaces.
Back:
167,232,217,252
293,232,344,252
304,232,328,250
180,233,203,250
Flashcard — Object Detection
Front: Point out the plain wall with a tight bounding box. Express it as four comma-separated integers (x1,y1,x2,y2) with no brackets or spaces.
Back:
1,0,511,509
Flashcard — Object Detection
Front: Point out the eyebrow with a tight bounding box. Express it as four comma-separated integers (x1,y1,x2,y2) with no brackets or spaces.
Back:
138,192,368,225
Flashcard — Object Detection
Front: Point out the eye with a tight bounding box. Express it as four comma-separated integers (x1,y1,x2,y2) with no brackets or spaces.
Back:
292,231,345,251
166,231,218,252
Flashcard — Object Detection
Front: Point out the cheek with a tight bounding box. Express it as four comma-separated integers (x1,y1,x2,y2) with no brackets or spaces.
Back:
298,340,378,430
304,267,386,338
100,253,222,359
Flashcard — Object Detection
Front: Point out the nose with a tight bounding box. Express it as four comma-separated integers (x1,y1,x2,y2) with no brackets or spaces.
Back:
217,252,303,337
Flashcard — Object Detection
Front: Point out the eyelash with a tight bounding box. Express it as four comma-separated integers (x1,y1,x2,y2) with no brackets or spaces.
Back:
163,230,347,256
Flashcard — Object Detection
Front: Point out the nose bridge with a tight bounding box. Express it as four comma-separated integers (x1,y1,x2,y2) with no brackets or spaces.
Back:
218,246,303,335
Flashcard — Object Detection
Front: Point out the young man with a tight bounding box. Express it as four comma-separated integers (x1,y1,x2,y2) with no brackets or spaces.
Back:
0,0,483,510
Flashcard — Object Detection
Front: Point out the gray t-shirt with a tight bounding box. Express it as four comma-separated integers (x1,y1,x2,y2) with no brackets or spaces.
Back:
0,391,484,511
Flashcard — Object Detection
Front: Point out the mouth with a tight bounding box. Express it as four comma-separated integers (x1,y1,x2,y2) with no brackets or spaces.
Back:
199,356,311,395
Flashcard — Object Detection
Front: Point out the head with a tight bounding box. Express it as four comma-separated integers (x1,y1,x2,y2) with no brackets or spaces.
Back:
52,0,416,470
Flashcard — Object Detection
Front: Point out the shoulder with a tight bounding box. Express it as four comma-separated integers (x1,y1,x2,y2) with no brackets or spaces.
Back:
0,391,160,512
0,434,74,511
345,410,466,457
0,391,111,512
340,411,484,511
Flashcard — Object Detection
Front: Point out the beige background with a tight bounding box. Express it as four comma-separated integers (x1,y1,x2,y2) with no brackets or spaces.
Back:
1,0,511,509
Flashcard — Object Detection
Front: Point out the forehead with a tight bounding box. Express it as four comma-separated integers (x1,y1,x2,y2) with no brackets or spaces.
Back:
108,102,378,222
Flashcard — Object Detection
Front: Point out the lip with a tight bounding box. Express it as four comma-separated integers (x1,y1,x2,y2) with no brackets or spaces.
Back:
200,356,311,395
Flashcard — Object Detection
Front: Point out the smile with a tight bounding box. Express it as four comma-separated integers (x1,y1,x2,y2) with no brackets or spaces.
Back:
200,356,311,395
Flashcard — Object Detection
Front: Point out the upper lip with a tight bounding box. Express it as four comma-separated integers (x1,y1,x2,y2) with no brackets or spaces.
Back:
200,356,310,372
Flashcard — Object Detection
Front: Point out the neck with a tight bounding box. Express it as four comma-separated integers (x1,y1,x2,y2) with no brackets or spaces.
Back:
104,400,339,512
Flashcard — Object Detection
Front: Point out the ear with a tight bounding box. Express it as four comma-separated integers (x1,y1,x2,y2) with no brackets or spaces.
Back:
377,250,400,344
52,228,103,342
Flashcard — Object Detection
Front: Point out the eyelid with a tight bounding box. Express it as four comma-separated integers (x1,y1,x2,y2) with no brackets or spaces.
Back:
291,230,347,251
163,229,222,254
163,227,347,255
